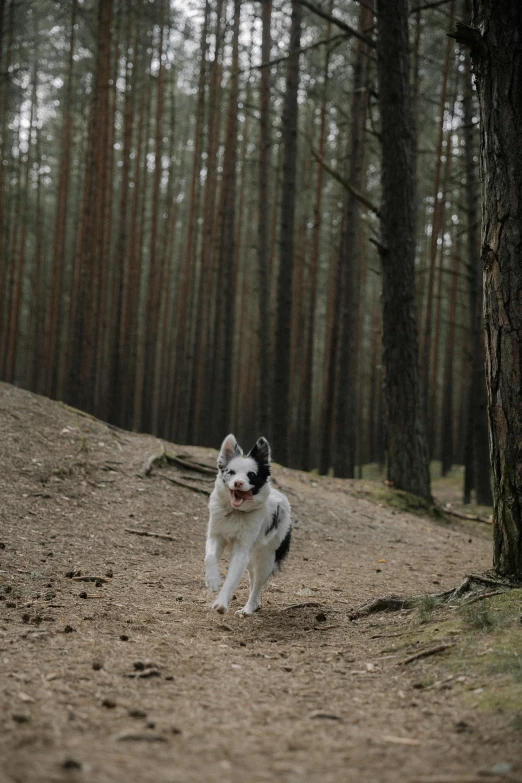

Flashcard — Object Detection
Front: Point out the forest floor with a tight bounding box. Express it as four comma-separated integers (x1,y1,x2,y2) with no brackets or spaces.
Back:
1,382,521,783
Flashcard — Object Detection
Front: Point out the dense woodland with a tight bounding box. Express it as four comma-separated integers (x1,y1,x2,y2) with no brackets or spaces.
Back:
0,0,495,499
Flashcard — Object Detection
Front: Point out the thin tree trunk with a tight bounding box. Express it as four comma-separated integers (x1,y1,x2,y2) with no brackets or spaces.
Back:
272,0,302,466
440,233,461,476
461,0,493,507
334,0,374,478
187,0,224,445
420,0,455,397
45,0,77,399
143,4,166,434
257,0,273,438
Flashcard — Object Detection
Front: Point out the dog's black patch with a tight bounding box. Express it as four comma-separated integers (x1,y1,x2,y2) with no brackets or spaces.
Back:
275,527,291,568
266,505,280,535
247,437,271,495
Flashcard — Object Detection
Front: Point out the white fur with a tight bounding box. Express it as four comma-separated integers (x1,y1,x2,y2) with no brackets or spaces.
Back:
205,434,292,616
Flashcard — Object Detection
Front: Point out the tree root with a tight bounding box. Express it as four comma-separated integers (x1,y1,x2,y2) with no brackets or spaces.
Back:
349,594,415,621
349,572,520,621
162,475,211,495
397,643,456,666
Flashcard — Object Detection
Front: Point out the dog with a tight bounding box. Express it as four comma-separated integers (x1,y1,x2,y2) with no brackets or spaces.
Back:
204,433,292,615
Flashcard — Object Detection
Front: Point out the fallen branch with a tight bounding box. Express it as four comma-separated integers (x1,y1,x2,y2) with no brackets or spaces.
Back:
162,476,211,495
398,643,456,666
440,506,492,525
280,601,326,611
71,576,110,584
125,528,177,542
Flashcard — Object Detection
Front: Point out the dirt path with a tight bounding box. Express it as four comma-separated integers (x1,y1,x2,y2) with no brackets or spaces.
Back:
1,383,520,783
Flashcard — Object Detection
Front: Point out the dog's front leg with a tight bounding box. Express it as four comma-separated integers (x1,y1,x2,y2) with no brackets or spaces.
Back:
205,535,223,592
212,545,250,614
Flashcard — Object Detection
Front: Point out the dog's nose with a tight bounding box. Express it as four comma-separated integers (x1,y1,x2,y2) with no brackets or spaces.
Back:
233,480,243,489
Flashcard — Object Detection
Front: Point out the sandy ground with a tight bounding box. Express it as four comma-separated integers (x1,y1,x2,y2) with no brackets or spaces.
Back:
1,382,520,783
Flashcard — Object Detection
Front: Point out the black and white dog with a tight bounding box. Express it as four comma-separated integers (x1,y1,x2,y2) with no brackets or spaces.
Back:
205,434,292,615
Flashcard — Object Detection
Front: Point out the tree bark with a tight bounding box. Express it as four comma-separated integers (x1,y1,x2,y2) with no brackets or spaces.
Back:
375,0,432,501
334,0,373,478
461,2,493,506
272,0,302,466
257,0,273,438
468,0,521,576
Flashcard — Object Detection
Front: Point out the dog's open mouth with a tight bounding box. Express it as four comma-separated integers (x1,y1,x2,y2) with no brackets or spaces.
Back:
229,488,253,508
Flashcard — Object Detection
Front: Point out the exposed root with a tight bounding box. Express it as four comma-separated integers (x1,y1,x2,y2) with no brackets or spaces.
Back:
397,643,456,666
139,441,166,477
165,454,215,475
349,594,414,621
349,572,519,621
162,475,211,495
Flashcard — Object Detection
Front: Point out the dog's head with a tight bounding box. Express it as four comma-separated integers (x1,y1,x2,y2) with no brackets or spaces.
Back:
217,434,271,510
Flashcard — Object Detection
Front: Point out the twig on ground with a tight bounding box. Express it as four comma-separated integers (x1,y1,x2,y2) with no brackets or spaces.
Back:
125,528,177,542
71,576,110,583
397,643,456,666
280,602,326,611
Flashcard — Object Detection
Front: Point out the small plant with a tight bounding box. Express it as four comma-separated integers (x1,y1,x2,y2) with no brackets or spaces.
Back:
416,594,439,623
459,601,496,631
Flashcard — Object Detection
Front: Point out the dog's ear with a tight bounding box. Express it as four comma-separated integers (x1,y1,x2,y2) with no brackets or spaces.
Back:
248,437,271,468
218,433,243,470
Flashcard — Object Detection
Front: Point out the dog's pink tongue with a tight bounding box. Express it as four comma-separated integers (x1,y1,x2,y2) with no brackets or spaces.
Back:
230,488,253,507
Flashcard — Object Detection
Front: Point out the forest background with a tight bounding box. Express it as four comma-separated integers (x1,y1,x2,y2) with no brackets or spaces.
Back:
0,0,492,504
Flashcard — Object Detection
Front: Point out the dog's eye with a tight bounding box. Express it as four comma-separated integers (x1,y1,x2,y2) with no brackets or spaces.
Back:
228,470,235,476
247,472,257,483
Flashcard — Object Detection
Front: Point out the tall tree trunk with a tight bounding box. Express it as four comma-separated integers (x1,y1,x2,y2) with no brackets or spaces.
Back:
301,0,332,471
420,0,455,400
45,0,77,399
465,0,521,576
461,3,493,507
110,0,139,424
257,0,273,438
187,0,224,445
0,0,14,342
334,0,373,478
440,234,461,476
212,0,241,440
375,0,431,501
272,0,302,466
143,4,166,434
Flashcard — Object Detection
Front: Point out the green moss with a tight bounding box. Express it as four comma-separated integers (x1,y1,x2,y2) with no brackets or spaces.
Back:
392,590,522,718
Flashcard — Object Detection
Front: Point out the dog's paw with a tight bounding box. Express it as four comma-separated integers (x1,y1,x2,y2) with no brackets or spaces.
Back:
235,604,259,617
205,571,221,592
211,599,228,614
